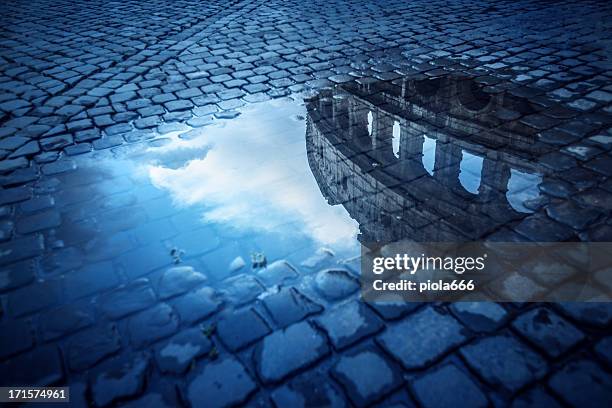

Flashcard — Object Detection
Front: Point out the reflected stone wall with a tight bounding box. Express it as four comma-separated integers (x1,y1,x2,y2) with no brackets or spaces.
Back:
306,76,549,244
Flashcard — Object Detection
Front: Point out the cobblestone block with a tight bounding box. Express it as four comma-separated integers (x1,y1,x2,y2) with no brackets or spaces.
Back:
0,157,29,174
16,209,61,233
0,234,43,266
512,307,584,358
217,308,271,351
262,287,323,328
40,134,73,151
157,265,207,300
64,142,92,156
164,100,194,112
331,348,403,407
0,259,36,293
67,325,121,371
98,278,157,319
91,355,149,407
0,136,29,151
548,360,612,407
0,345,63,386
0,186,31,205
187,357,256,408
0,219,13,241
221,274,264,306
412,363,488,408
75,128,101,142
256,260,299,286
460,334,547,394
172,286,221,324
255,321,329,384
450,302,507,332
42,159,77,175
93,135,124,150
127,303,179,348
64,261,119,300
7,279,61,317
514,213,575,241
120,393,174,408
377,307,468,369
595,336,612,367
117,243,173,278
313,269,359,301
0,319,34,359
9,140,40,158
40,303,95,341
271,371,347,408
555,302,612,327
511,387,562,408
316,301,383,350
155,328,212,374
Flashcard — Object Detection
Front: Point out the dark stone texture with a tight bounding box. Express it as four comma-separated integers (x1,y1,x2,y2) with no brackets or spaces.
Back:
217,308,271,351
316,301,383,350
313,269,360,301
412,364,488,408
155,328,212,374
187,357,256,408
262,287,323,328
67,325,121,371
98,278,157,319
0,345,63,386
172,286,221,324
331,348,403,407
157,265,207,299
377,307,468,369
127,303,179,348
91,355,149,407
512,307,584,358
255,321,329,384
271,372,347,408
0,319,34,359
548,360,612,407
460,334,547,393
450,302,507,332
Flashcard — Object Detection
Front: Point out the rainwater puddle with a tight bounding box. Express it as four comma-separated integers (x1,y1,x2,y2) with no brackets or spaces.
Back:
52,74,563,285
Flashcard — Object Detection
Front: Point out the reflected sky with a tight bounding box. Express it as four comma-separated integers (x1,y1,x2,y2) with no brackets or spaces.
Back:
146,98,360,250
507,169,543,213
422,135,436,176
459,151,484,195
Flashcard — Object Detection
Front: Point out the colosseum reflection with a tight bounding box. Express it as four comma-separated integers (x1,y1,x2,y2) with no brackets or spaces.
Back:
305,75,554,244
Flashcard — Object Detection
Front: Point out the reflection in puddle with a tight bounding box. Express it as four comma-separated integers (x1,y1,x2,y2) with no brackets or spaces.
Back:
60,74,566,284
507,170,543,213
147,98,359,249
422,135,436,176
459,151,484,195
306,74,551,243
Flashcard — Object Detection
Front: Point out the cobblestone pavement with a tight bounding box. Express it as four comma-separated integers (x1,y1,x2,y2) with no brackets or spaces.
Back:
1,0,612,407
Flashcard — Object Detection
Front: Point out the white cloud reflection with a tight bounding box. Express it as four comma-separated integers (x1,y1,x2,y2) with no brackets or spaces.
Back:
147,98,359,248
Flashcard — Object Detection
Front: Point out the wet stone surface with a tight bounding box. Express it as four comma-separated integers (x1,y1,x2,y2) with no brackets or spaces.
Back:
411,363,488,408
187,357,256,408
255,321,330,384
331,348,403,407
0,0,611,405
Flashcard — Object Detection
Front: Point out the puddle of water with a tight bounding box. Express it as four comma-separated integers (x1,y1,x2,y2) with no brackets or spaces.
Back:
147,98,359,248
60,97,360,282
52,74,561,285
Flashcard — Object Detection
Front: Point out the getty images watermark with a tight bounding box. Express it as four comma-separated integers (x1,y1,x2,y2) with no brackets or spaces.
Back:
361,241,612,302
371,253,487,293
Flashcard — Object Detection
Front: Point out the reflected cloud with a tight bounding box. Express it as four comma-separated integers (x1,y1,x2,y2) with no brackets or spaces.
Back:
147,98,359,248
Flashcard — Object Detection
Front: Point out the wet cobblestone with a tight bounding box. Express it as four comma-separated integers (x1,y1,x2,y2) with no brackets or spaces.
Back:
1,0,611,406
